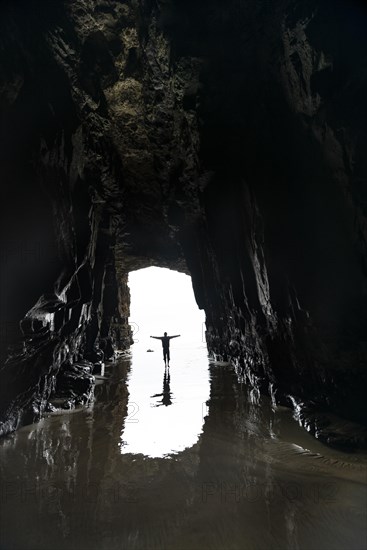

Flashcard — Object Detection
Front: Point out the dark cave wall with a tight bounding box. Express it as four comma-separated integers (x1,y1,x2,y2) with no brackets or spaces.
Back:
172,0,367,431
0,1,134,434
0,0,366,439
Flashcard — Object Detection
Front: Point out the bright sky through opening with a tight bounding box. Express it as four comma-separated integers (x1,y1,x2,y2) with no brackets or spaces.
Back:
128,266,206,348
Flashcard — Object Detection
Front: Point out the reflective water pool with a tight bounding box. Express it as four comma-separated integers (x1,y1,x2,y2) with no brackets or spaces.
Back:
0,346,366,550
120,342,210,457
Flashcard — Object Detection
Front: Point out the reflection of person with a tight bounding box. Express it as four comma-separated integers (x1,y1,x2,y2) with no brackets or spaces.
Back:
151,365,172,407
150,332,181,364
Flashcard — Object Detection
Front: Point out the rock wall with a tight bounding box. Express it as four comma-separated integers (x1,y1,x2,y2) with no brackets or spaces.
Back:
170,0,367,443
0,0,366,442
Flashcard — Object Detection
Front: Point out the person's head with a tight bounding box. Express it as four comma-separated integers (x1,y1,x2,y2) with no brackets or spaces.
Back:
164,332,167,336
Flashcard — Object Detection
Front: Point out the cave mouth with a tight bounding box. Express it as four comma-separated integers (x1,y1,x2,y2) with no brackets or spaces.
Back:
128,266,206,350
120,267,209,457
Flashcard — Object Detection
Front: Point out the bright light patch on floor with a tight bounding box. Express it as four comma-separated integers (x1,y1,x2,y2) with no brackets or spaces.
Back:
120,266,210,458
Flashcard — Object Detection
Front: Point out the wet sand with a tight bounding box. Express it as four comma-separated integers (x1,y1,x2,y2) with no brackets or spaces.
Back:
0,344,366,550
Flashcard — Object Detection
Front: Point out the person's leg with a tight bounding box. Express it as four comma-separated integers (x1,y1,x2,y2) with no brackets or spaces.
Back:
163,349,167,363
167,349,170,363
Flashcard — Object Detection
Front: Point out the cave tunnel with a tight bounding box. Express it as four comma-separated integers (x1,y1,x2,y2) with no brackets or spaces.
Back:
0,0,366,548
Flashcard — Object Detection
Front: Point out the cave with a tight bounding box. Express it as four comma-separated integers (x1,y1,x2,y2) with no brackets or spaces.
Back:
0,0,366,548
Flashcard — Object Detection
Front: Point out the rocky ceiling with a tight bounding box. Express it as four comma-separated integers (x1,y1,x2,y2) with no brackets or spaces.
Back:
0,0,366,447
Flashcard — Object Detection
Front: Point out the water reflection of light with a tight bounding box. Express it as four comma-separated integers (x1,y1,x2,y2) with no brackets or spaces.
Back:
120,267,210,458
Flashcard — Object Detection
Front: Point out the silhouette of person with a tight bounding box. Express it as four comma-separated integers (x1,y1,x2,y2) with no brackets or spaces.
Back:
151,365,172,407
150,332,181,364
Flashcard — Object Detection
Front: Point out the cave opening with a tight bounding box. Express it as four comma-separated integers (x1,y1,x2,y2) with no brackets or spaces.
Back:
128,266,206,350
120,266,209,457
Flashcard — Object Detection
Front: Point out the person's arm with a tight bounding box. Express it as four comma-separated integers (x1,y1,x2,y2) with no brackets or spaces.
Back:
169,335,181,339
150,336,162,339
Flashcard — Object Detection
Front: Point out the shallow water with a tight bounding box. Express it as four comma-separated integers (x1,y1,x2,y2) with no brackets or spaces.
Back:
0,344,366,550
